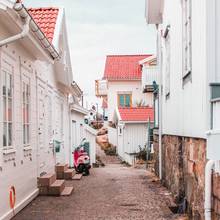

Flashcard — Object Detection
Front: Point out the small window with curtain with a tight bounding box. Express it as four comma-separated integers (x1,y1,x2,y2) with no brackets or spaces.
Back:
2,69,13,149
118,94,132,107
22,76,30,147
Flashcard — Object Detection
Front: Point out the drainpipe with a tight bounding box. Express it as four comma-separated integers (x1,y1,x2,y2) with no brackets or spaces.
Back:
204,159,215,220
157,27,163,180
0,1,59,59
0,9,30,47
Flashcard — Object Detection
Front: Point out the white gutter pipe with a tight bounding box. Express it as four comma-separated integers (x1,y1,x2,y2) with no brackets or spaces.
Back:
0,2,59,60
157,27,163,180
204,160,215,220
0,9,30,46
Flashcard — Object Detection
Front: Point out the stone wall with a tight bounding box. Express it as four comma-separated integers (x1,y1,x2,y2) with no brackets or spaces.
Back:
212,173,220,220
153,134,206,220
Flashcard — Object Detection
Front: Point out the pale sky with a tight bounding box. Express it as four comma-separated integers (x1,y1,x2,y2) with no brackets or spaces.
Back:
25,0,156,108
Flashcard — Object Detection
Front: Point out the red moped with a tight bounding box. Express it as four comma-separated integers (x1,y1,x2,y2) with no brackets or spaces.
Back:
73,138,91,176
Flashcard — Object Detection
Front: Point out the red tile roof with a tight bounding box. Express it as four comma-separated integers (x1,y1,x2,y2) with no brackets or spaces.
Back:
28,7,59,43
118,107,154,122
103,55,152,80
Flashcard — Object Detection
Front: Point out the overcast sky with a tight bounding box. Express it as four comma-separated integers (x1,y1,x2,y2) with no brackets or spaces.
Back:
25,0,156,107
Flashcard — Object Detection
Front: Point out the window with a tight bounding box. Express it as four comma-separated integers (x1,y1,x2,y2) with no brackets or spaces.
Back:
164,25,171,98
2,70,13,148
22,77,30,146
182,0,192,79
118,94,132,107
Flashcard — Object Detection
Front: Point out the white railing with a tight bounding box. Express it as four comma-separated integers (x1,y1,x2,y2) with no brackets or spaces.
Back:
141,66,159,91
95,79,107,97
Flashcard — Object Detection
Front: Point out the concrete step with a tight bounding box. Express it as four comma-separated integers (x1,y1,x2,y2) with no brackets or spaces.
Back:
55,164,68,173
38,173,56,187
61,186,74,196
72,173,83,180
64,169,75,180
48,180,65,196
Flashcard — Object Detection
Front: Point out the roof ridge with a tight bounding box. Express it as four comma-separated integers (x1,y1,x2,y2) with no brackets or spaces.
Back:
118,106,153,109
106,54,152,57
28,7,59,10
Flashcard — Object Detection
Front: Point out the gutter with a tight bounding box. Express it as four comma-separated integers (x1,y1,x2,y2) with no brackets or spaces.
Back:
0,1,60,60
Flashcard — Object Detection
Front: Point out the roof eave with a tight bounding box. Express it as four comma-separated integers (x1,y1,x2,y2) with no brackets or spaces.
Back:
145,0,164,25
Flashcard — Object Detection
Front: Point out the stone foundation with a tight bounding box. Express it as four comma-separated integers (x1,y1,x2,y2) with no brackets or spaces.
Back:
153,133,206,219
212,173,220,220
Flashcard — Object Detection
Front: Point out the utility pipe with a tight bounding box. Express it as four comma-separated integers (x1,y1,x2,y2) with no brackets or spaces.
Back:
204,160,215,220
0,2,59,59
0,11,30,47
157,27,163,180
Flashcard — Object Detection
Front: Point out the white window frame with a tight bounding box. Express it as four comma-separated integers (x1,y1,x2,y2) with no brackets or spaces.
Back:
182,0,192,79
2,65,13,150
22,74,31,147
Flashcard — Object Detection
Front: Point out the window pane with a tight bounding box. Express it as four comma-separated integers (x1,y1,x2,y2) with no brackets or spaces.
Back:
2,71,6,95
3,96,6,121
119,95,124,107
23,125,26,145
23,103,26,123
23,82,25,104
7,73,12,97
8,98,12,122
125,95,130,107
27,125,30,144
3,123,7,146
26,104,29,123
8,123,12,146
26,84,30,103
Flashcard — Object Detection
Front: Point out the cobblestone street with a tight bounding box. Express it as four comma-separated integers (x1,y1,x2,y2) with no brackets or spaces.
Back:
13,154,183,220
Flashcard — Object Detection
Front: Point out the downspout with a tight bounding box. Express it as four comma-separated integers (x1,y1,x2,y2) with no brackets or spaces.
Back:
0,1,59,59
157,25,163,180
204,160,215,220
0,10,30,47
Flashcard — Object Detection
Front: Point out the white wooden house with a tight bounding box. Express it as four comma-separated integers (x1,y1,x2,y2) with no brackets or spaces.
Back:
145,0,220,219
0,1,82,219
95,54,156,163
113,107,154,165
96,55,154,122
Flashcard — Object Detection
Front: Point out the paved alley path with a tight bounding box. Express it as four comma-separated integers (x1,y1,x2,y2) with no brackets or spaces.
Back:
13,158,180,220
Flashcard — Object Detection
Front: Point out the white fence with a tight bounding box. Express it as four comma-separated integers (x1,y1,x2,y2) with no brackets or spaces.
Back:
108,126,117,146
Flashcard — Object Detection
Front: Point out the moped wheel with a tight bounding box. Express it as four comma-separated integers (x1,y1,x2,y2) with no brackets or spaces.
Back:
77,164,84,173
84,167,90,176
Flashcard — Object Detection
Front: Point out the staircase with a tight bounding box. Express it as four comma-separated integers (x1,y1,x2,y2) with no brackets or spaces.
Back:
38,164,75,196
55,164,76,180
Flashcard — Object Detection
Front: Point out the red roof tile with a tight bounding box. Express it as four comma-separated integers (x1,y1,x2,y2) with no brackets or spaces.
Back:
118,107,154,122
103,55,152,80
28,7,59,43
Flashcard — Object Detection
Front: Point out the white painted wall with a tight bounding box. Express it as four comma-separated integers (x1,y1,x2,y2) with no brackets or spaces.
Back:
85,125,97,165
108,126,117,147
160,0,208,138
117,122,148,165
142,65,159,89
70,110,86,167
107,80,153,121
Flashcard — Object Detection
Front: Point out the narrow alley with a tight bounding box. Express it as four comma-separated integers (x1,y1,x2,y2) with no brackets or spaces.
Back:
13,151,182,220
